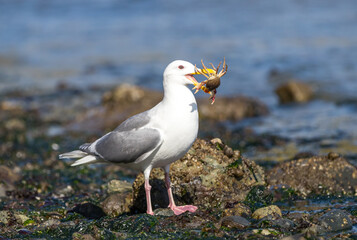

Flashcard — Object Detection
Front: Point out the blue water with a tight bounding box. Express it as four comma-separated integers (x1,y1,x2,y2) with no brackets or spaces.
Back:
0,0,357,141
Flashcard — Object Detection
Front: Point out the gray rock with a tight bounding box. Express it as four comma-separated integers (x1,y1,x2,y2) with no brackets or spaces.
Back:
272,218,296,231
216,216,251,229
153,208,175,217
37,219,61,230
318,209,352,232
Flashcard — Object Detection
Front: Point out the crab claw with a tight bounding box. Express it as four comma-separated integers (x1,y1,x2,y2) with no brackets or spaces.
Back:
192,81,207,94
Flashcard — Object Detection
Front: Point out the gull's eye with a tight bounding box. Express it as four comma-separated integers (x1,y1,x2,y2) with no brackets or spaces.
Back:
178,65,184,69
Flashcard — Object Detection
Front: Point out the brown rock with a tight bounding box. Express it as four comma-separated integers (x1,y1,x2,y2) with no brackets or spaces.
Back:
275,81,313,104
132,138,265,213
267,154,357,197
198,96,269,122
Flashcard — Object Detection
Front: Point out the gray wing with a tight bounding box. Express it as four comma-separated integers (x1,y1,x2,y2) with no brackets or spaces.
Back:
114,111,151,132
88,128,162,164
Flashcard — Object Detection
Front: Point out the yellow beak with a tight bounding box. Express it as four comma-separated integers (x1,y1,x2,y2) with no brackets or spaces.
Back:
191,68,216,75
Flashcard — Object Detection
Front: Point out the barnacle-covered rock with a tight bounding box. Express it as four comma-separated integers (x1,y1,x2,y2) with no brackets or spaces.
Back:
267,154,357,197
132,138,265,213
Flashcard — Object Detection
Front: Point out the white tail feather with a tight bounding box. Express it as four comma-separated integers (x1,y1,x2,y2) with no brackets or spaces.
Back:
59,150,88,159
70,155,98,166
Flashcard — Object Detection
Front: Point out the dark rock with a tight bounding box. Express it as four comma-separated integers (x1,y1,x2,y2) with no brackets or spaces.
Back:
198,96,269,122
272,218,296,231
216,216,251,229
68,203,106,219
275,81,313,104
286,212,311,230
17,229,31,235
267,154,357,197
318,209,352,232
132,139,265,213
101,192,132,217
252,205,282,220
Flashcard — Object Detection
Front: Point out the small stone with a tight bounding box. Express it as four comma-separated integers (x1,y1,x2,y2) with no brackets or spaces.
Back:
252,205,282,220
15,214,29,224
252,228,278,236
153,208,175,217
319,209,352,232
210,138,223,146
327,152,340,160
223,145,234,158
217,216,251,229
280,234,306,240
38,219,61,230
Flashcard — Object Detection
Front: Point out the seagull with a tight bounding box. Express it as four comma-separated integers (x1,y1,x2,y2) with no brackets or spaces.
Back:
59,60,214,215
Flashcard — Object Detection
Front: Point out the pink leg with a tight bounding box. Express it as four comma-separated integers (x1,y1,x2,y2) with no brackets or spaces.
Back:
164,170,198,215
145,178,154,215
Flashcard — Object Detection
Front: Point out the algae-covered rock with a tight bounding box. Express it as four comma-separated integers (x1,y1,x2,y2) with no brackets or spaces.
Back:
132,138,265,213
252,205,282,220
267,154,357,197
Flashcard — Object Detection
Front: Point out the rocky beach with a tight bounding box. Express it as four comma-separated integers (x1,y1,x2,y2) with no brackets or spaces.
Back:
1,0,357,239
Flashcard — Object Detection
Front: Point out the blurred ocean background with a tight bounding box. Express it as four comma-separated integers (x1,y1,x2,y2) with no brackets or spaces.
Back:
0,0,357,144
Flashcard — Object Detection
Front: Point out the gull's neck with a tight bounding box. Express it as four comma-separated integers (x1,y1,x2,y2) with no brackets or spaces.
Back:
162,81,196,106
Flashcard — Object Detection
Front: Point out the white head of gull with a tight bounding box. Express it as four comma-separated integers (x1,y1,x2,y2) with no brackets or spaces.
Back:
59,60,214,215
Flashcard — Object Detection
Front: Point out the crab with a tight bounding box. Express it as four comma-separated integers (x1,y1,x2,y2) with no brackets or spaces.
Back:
192,57,228,104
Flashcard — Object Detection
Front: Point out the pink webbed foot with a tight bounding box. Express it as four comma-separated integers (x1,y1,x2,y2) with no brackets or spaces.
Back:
170,205,198,215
